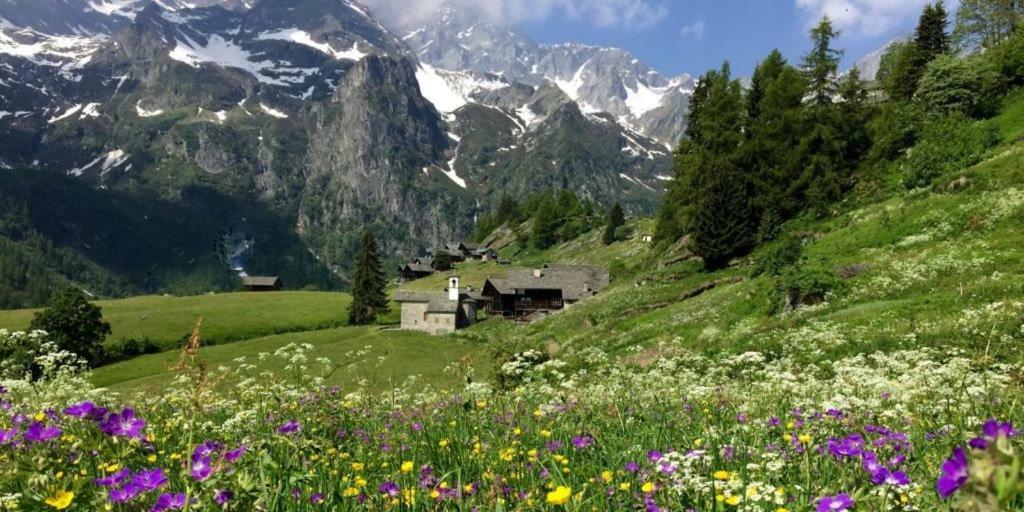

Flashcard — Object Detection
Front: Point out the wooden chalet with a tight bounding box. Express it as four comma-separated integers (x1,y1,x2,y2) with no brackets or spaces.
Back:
482,264,609,320
399,257,435,283
242,276,283,292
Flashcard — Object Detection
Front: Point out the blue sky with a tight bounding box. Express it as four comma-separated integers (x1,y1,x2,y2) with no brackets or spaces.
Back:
516,0,938,77
364,0,949,78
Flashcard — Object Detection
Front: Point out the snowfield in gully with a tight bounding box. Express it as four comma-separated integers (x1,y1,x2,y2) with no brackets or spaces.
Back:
0,329,1021,511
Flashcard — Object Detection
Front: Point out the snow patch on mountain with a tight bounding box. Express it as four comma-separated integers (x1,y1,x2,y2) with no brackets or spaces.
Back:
415,63,506,114
260,103,288,118
169,34,315,87
136,100,164,117
48,104,83,123
258,29,367,61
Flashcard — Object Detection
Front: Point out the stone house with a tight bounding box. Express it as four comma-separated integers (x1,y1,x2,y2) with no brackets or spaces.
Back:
393,277,480,334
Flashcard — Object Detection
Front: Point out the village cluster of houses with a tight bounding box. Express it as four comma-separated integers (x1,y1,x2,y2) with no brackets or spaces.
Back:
394,264,610,334
398,242,500,282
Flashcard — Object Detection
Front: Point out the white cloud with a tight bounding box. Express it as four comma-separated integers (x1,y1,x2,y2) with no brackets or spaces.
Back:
362,0,668,30
795,0,956,37
680,19,705,39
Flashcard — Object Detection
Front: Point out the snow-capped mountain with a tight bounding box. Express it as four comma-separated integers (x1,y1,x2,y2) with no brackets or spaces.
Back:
0,0,671,287
399,3,694,146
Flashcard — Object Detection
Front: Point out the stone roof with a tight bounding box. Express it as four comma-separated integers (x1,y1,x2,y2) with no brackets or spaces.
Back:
487,264,609,301
242,276,281,287
401,263,434,273
392,291,462,314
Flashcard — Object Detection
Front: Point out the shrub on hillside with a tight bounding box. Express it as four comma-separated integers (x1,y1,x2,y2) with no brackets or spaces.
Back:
102,337,163,365
868,102,924,162
915,55,1002,118
767,264,843,315
901,114,1000,190
29,287,111,367
992,28,1024,85
751,235,805,278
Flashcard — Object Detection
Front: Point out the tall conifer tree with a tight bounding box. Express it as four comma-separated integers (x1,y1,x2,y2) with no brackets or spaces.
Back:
347,230,389,325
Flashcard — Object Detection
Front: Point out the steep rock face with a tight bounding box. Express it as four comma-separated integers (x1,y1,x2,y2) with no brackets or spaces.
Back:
301,55,473,262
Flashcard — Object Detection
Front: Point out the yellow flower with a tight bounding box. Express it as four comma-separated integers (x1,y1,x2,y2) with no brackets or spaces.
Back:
777,508,791,512
45,490,74,510
618,483,631,492
343,487,360,497
641,482,655,493
713,470,731,481
401,461,414,473
147,455,158,463
725,495,741,506
34,412,45,422
476,400,487,409
798,434,812,445
601,470,613,483
540,429,552,438
351,462,365,471
546,486,572,505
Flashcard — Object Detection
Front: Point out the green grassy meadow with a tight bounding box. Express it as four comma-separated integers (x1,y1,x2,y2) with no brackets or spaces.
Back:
0,291,351,349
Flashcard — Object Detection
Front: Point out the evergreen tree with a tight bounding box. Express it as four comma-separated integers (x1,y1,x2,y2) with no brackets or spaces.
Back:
745,51,807,222
602,203,625,245
889,2,950,100
29,286,111,366
656,63,746,244
803,17,842,109
692,157,754,269
795,18,851,216
347,230,389,326
531,194,560,249
836,68,873,165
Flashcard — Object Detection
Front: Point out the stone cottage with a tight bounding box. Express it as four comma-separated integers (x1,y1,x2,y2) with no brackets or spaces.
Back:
393,277,480,335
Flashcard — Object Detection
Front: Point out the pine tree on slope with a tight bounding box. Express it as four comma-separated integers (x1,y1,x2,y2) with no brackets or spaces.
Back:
347,230,389,326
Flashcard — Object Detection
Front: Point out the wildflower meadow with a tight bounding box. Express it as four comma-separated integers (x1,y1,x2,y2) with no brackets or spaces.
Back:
0,323,1021,512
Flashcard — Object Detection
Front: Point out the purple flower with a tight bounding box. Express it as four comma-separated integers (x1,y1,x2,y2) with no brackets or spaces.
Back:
937,447,969,499
214,489,234,505
871,467,910,486
63,401,97,418
100,408,146,439
0,428,17,445
571,435,594,449
277,420,301,435
95,468,132,487
193,440,221,458
624,461,640,472
970,419,1017,450
224,445,247,462
109,485,141,503
816,493,854,511
23,422,61,443
647,450,662,461
151,492,186,512
310,493,325,504
190,456,213,481
828,434,864,459
132,468,168,491
379,481,400,498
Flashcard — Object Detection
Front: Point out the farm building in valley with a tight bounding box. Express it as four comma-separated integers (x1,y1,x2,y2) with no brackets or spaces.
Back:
241,276,283,292
483,264,610,320
399,257,435,283
393,277,482,334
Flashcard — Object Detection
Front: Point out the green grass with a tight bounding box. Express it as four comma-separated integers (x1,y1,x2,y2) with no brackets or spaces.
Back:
90,325,487,394
0,291,351,349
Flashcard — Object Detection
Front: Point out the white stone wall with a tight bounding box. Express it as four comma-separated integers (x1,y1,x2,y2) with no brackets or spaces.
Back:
400,302,456,334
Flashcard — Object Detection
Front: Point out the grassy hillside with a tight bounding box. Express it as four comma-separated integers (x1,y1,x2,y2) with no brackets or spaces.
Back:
90,325,485,393
453,92,1024,373
0,291,350,350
